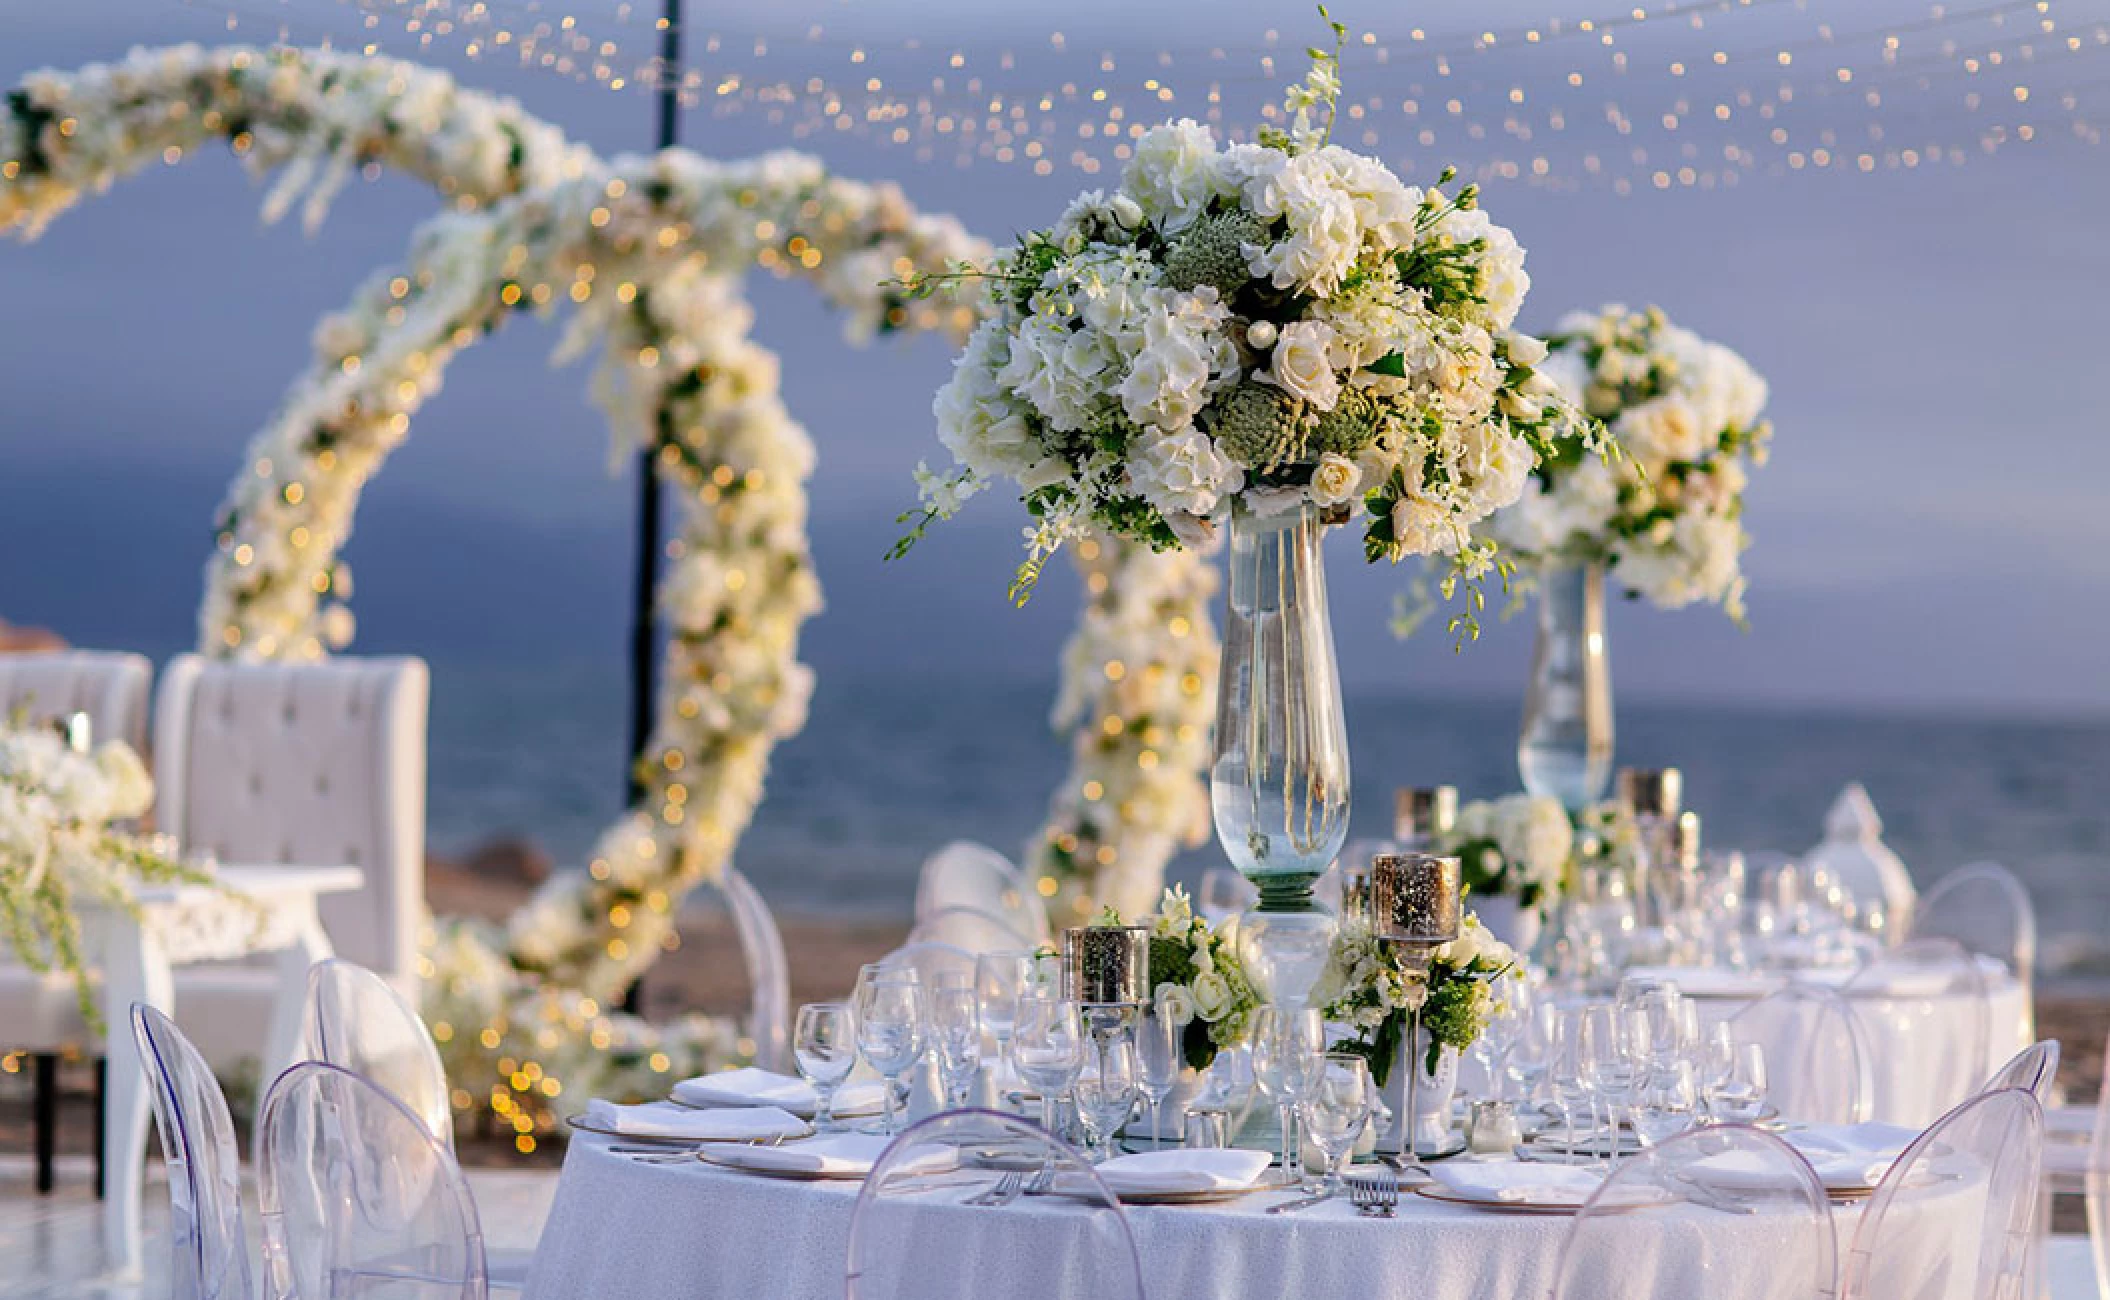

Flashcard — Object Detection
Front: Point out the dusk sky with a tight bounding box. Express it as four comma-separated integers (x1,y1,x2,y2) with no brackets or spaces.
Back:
5,0,2109,718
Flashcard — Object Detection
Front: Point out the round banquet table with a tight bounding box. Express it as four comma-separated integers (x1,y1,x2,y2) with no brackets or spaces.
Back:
522,1132,1990,1300
1657,966,2033,1129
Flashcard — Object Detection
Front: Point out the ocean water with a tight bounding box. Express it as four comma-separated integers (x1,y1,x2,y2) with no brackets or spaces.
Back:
427,662,2110,977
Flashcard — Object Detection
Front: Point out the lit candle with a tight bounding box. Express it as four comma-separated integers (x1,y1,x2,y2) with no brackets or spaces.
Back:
1369,852,1462,947
1392,785,1458,849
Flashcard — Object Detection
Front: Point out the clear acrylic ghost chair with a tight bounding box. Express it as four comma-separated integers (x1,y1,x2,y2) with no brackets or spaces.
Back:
1728,986,1874,1123
844,1108,1143,1300
720,866,793,1071
1841,936,1989,1121
1551,1123,1837,1299
1910,862,2036,992
132,1004,253,1300
1840,1087,2044,1300
915,841,1049,946
1982,1041,2059,1104
906,905,1035,956
303,959,453,1149
2089,1037,2109,1300
258,1060,488,1300
876,941,978,991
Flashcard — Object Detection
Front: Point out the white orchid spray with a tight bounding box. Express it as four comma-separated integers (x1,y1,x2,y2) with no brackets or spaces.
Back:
896,12,1597,638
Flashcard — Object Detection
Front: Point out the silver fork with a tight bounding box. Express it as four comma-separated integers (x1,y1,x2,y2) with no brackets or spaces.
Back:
964,1172,1024,1206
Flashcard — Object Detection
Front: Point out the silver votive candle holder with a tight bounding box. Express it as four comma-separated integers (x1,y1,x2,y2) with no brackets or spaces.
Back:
1616,767,1684,820
1392,785,1459,849
1062,925,1150,1008
1369,852,1463,948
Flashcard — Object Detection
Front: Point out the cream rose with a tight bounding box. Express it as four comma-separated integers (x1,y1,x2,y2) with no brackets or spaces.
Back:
1260,319,1341,411
1307,452,1361,509
1190,970,1233,1021
1154,982,1199,1026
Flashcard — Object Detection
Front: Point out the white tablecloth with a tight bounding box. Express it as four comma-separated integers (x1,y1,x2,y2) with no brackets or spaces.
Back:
1684,972,2033,1128
523,1133,1985,1300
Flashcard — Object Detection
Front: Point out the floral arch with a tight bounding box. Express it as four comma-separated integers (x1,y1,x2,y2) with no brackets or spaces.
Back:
3,43,1218,1128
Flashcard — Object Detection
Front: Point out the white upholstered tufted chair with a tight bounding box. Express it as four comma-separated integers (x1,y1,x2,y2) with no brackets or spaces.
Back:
152,653,429,1067
0,650,154,1192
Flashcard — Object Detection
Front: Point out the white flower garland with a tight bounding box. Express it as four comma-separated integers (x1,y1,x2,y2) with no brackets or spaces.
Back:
1027,535,1218,924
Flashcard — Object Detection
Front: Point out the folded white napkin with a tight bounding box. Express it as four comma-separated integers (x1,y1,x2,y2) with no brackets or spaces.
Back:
672,1067,817,1111
717,1133,959,1178
583,1100,809,1142
1091,1149,1273,1196
1621,966,1781,1000
1428,1160,1662,1208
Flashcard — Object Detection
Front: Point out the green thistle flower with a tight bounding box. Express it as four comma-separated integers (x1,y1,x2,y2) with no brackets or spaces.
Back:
1162,210,1267,297
1309,385,1383,457
1207,382,1308,472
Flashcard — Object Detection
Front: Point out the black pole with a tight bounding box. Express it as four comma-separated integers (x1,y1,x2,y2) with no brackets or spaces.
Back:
622,0,681,1017
627,0,682,807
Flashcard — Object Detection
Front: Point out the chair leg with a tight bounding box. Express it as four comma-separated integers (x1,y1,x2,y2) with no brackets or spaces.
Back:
32,1053,58,1195
94,1056,107,1200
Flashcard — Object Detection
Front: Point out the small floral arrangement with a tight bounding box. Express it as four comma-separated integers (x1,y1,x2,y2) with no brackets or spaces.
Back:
1134,887,1260,1070
1489,303,1770,620
0,722,207,1028
1572,800,1645,883
1315,914,1516,1086
1439,793,1574,908
899,13,1595,634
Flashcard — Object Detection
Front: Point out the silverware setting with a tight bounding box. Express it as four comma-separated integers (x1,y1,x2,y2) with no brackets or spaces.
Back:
963,1172,1025,1206
1347,1175,1399,1218
1266,1186,1340,1215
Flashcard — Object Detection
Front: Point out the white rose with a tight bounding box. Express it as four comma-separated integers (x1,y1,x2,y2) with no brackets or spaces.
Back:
1259,319,1341,411
1190,970,1233,1021
1618,392,1706,465
1391,493,1460,556
1307,452,1361,509
1507,332,1549,366
1154,982,1199,1026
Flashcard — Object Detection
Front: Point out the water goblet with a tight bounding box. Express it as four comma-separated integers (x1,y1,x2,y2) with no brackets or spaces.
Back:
930,985,983,1108
1011,994,1084,1137
1712,1041,1771,1124
792,1001,857,1131
1548,1006,1597,1160
1578,1004,1644,1166
1074,1034,1140,1162
1135,999,1186,1149
855,970,926,1137
1632,1058,1699,1149
1250,1006,1323,1186
1300,1053,1372,1191
974,950,1032,1062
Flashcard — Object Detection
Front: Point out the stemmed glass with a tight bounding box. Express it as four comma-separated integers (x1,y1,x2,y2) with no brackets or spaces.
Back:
855,969,926,1137
1548,1007,1597,1161
1135,1000,1185,1149
1473,973,1533,1102
1301,1053,1372,1191
1250,1006,1323,1187
1011,995,1084,1137
1632,1058,1699,1149
1073,1033,1140,1162
930,985,983,1109
1580,1004,1646,1166
792,1001,856,1131
1711,1041,1771,1124
1698,1022,1738,1122
974,951,1032,1065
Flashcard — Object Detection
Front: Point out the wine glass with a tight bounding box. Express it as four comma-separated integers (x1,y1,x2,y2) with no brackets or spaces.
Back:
1631,1058,1698,1149
1249,1005,1323,1187
855,970,926,1137
930,985,983,1108
1712,1041,1771,1124
1473,972,1533,1101
1548,1006,1597,1160
1135,998,1185,1149
1580,1005,1646,1166
792,1001,856,1131
973,950,1032,1064
1011,994,1084,1136
1301,1053,1372,1191
1074,1033,1140,1162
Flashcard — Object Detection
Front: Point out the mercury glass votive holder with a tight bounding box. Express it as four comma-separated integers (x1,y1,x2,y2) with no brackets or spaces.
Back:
1368,852,1462,947
1062,925,1150,1008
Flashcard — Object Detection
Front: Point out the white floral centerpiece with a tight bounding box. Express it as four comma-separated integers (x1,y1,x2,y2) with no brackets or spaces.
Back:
898,16,1591,631
1439,793,1574,910
1572,799,1646,882
1490,303,1770,620
0,723,205,1028
1136,887,1260,1071
1315,914,1516,1088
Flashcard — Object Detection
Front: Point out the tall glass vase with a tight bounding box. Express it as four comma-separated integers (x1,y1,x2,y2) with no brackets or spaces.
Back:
1210,501,1348,1008
1517,559,1614,811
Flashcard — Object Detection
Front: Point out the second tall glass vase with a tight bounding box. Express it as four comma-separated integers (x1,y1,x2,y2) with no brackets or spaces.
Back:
1210,501,1348,1007
1517,559,1614,811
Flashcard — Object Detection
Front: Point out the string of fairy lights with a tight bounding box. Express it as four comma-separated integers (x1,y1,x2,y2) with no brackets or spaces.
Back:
183,0,2110,194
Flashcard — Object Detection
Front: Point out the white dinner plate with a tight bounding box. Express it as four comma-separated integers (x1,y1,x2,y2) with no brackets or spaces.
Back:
563,1114,815,1145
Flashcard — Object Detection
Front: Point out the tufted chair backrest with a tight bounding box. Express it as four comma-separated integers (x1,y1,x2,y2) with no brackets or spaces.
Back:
0,649,153,753
154,654,428,984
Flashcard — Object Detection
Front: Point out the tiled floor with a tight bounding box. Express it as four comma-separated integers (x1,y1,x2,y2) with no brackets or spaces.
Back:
0,1155,557,1299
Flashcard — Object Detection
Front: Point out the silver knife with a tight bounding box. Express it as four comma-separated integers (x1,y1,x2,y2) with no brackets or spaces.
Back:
1266,1188,1340,1215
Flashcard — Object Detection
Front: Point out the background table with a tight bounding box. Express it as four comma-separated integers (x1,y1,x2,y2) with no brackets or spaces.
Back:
525,1132,1986,1300
97,863,362,1277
